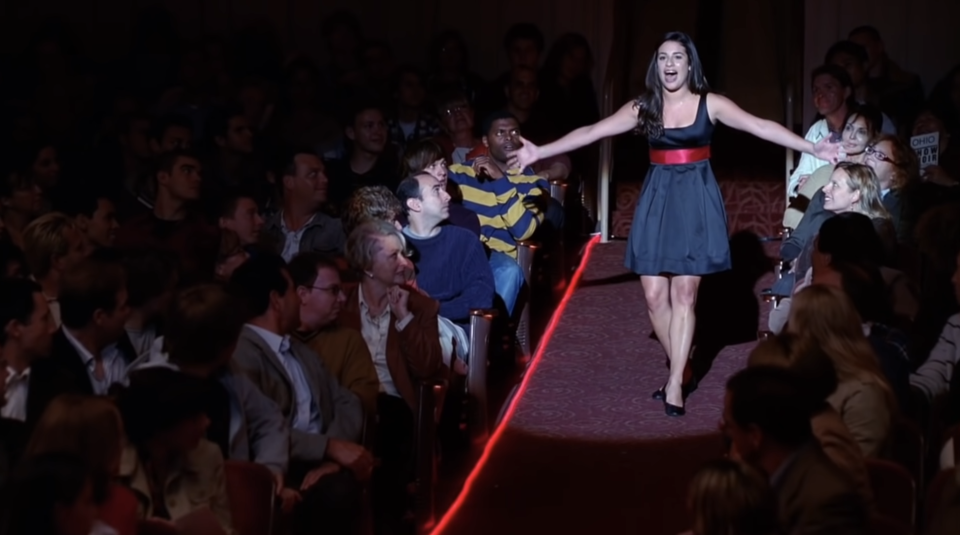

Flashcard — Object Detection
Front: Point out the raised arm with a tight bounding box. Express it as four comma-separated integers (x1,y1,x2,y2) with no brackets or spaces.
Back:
510,100,639,168
707,93,840,163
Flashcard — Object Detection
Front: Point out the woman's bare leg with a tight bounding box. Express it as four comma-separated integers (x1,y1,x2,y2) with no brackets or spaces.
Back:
641,275,673,359
665,275,700,407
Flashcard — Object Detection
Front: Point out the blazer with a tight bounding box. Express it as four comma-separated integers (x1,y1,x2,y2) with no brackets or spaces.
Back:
231,326,363,464
339,284,447,411
775,442,868,535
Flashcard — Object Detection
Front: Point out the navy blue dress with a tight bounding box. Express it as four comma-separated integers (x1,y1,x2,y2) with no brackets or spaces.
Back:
625,95,731,276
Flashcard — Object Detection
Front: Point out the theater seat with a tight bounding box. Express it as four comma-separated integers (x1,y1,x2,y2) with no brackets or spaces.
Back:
515,240,538,357
223,460,276,535
865,458,915,527
413,378,447,532
467,308,497,446
924,468,958,531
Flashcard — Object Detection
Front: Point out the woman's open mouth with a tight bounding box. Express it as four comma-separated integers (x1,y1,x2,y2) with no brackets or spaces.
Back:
664,69,678,83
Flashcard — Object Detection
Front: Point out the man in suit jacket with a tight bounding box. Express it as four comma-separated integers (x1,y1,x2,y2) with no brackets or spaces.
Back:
228,254,369,535
724,366,868,535
1,278,56,466
28,257,134,422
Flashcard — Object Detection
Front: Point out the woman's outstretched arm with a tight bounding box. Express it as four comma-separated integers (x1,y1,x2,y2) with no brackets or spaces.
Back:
509,100,639,169
707,93,841,162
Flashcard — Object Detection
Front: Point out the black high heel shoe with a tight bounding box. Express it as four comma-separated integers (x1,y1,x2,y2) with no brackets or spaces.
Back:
651,375,699,401
663,400,685,417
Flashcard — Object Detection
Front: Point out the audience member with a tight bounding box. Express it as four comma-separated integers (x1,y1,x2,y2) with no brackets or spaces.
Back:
863,133,920,244
0,170,44,250
22,212,87,327
682,459,781,535
823,41,897,134
341,184,403,238
723,366,867,534
54,189,119,252
262,148,346,261
396,172,496,323
290,252,380,416
475,23,545,117
114,150,220,286
326,101,398,207
400,138,480,236
432,91,479,164
386,65,442,153
848,25,925,132
114,367,235,535
217,188,264,250
0,452,105,535
119,249,178,359
0,278,55,426
228,254,367,535
25,395,138,535
214,229,250,282
787,284,896,457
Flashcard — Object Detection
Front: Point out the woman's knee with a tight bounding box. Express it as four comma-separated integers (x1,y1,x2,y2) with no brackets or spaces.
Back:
670,277,700,308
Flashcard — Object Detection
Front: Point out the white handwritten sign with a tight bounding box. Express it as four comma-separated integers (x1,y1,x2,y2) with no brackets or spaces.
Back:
911,132,939,169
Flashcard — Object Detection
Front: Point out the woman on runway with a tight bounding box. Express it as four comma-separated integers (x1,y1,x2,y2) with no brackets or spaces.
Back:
509,31,840,416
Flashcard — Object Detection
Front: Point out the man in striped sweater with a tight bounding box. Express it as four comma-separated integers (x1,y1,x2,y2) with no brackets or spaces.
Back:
446,111,556,315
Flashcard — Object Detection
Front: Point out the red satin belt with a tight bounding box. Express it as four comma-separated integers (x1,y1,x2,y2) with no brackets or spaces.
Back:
649,146,711,165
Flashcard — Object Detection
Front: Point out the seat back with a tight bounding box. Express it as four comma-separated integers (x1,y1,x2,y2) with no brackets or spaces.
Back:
866,458,916,527
467,309,496,446
890,419,925,491
515,241,538,357
223,460,275,535
549,179,567,208
413,379,446,533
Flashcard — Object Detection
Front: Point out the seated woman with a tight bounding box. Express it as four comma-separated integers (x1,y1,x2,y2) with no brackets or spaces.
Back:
787,284,897,458
679,459,780,535
864,133,921,244
338,219,446,529
114,367,235,535
747,333,872,508
0,452,103,535
783,104,883,229
24,395,138,535
773,161,893,298
911,109,960,212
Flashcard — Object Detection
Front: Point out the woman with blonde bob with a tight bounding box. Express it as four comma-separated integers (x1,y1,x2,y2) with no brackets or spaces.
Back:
786,284,896,457
680,459,780,535
25,394,138,535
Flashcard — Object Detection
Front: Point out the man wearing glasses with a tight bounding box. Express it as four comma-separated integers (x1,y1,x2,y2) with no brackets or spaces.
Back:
290,252,379,416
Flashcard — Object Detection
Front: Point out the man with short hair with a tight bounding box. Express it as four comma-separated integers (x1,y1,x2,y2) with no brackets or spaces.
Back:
396,172,495,323
0,278,56,423
723,366,867,534
218,189,264,248
229,254,368,535
476,23,546,116
203,105,262,198
848,25,924,131
115,149,220,286
433,91,480,164
824,41,896,135
54,188,119,252
325,102,398,207
263,149,346,262
290,252,379,416
448,111,559,314
22,212,88,327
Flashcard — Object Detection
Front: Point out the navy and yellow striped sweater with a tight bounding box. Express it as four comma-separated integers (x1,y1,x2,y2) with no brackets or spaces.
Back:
447,162,548,259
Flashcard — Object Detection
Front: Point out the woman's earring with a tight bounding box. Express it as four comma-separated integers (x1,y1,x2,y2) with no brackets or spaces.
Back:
364,271,374,278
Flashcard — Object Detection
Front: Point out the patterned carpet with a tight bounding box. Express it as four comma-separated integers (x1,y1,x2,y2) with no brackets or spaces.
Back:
432,237,778,535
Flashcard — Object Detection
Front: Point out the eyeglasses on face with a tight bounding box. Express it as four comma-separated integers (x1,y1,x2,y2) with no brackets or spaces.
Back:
865,145,901,166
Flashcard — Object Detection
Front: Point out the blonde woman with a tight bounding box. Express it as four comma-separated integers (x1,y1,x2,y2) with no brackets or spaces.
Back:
787,285,896,457
747,334,872,507
679,459,780,535
25,394,138,535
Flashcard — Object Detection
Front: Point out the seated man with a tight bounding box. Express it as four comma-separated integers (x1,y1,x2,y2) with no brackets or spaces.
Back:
228,254,369,535
262,148,346,262
0,278,56,425
21,212,88,327
29,256,133,418
132,283,297,512
218,188,265,252
723,366,867,534
396,172,495,324
432,91,480,164
54,188,119,253
290,252,380,416
325,102,399,208
114,149,220,287
447,111,558,315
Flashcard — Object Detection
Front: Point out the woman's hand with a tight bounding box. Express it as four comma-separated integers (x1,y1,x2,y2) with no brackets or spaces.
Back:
813,136,843,163
507,136,541,170
388,286,411,319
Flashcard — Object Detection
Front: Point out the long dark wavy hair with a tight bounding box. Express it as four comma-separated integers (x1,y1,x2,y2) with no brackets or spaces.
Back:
634,32,710,139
